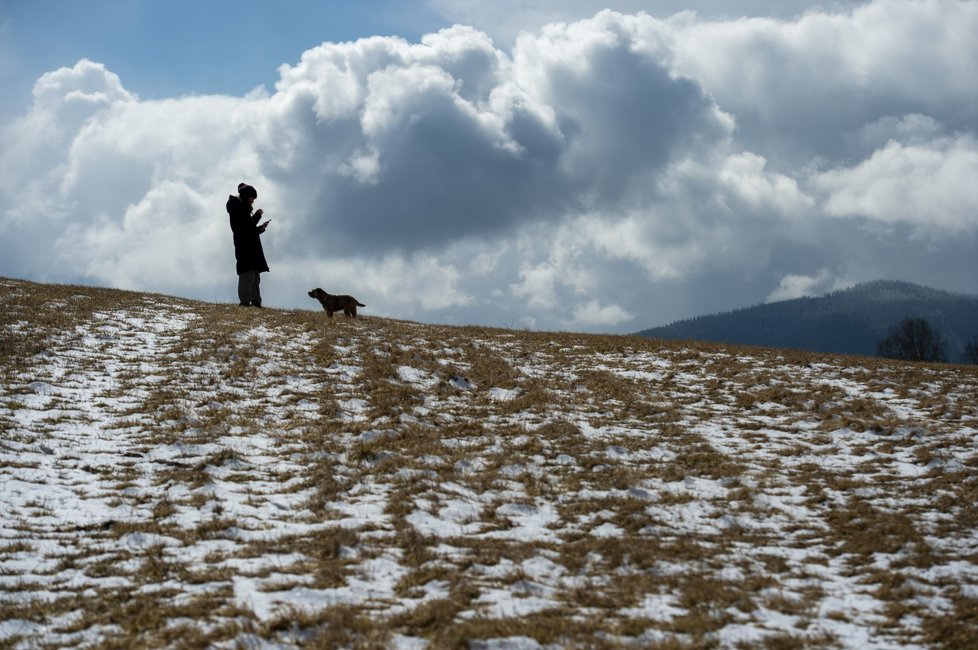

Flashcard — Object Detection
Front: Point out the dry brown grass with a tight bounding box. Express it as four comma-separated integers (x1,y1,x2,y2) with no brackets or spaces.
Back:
2,277,978,649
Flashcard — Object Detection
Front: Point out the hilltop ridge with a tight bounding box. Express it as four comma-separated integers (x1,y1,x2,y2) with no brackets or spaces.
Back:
637,279,978,362
2,277,978,648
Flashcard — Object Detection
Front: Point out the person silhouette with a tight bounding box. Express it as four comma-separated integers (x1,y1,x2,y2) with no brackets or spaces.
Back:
226,182,270,307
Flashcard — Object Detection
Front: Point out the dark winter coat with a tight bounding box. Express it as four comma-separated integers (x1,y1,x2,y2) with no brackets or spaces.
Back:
227,195,269,275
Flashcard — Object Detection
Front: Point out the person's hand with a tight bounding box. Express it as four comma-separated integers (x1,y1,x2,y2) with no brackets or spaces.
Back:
258,220,270,231
255,208,264,217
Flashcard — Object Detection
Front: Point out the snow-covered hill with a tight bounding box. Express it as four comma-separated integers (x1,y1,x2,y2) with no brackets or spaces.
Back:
2,277,977,649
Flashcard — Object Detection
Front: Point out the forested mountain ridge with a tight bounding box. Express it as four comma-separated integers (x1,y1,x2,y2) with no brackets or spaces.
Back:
636,280,978,363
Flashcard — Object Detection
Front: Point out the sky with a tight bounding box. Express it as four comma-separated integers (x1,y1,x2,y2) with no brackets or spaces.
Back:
1,0,976,332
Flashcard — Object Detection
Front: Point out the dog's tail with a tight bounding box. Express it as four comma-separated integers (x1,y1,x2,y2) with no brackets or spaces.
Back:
356,301,366,307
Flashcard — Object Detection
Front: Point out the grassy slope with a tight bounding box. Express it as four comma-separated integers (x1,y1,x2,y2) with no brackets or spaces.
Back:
1,277,977,649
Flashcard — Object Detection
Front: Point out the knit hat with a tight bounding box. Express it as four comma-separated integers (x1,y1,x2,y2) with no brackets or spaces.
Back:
238,183,257,199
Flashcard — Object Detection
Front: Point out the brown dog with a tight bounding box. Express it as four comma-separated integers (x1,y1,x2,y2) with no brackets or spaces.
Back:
308,288,366,318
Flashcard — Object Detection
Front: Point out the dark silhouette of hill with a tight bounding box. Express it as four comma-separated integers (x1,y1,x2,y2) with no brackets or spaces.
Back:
636,280,978,363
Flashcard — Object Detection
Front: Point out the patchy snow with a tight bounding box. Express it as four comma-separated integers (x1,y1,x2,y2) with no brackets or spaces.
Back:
1,278,977,648
488,386,521,402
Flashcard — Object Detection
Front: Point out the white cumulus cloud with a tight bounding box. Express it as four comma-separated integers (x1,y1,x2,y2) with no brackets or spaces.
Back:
1,1,975,331
814,136,978,233
767,270,852,302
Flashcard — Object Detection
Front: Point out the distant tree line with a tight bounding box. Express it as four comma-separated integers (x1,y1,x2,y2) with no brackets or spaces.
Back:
877,316,978,364
966,338,978,365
